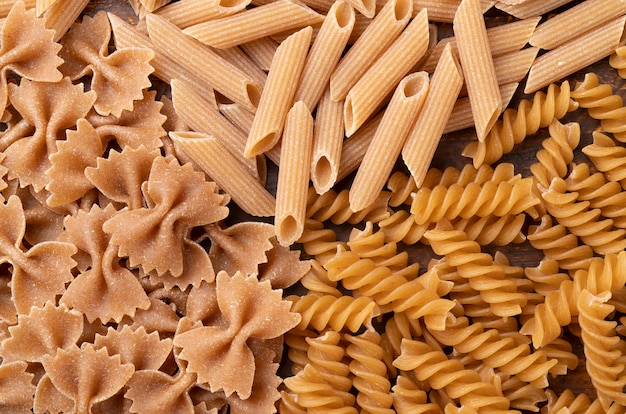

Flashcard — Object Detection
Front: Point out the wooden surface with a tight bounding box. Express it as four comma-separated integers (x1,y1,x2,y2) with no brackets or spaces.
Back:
94,0,621,403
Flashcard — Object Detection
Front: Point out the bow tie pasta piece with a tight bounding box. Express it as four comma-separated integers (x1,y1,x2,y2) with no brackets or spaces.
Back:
3,77,96,192
174,271,300,399
103,156,229,278
59,11,154,117
257,237,311,289
0,360,36,413
60,204,150,323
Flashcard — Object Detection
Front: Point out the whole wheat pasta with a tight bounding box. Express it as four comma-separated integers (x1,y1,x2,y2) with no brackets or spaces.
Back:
36,0,58,17
412,0,496,22
0,0,35,18
443,82,518,134
525,15,626,94
138,0,170,12
420,16,539,73
343,8,429,136
348,0,375,17
329,0,413,102
171,79,263,181
454,0,502,141
108,12,215,93
402,45,463,188
182,0,324,49
310,87,345,195
350,72,429,212
244,26,312,158
212,45,267,88
492,47,538,87
294,0,355,112
43,0,89,41
170,131,276,217
529,0,626,50
496,0,578,18
275,101,314,246
154,0,250,29
145,13,262,112
299,0,335,12
337,111,384,182
239,37,279,72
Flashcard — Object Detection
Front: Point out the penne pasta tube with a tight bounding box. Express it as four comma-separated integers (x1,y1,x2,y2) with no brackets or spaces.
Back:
139,0,170,12
454,0,502,141
330,0,413,101
402,45,463,187
0,0,35,18
420,16,540,73
146,13,262,112
299,0,335,12
170,131,276,217
154,0,251,29
108,12,215,94
351,72,430,212
36,0,58,17
239,37,279,72
529,0,626,50
492,47,538,87
348,0,375,18
337,111,383,182
244,26,312,158
275,101,314,246
413,0,495,22
171,79,264,182
213,46,267,87
43,0,89,41
496,0,576,18
443,82,518,134
182,0,324,49
343,8,429,136
311,87,345,195
294,0,355,111
525,15,626,94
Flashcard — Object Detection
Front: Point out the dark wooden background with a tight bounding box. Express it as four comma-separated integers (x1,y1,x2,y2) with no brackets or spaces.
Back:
92,0,620,403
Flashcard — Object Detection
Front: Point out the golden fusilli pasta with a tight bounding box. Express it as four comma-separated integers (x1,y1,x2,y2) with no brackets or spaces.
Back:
582,131,626,190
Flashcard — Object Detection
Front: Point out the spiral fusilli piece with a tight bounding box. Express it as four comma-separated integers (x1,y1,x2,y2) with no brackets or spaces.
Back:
297,219,346,265
609,45,626,79
463,80,577,167
306,186,391,225
577,289,626,411
324,247,455,330
344,330,395,414
285,328,315,375
582,131,626,189
427,316,558,389
306,331,354,399
380,312,424,377
394,339,512,414
539,177,626,255
287,293,380,333
425,224,527,318
570,72,626,142
392,373,441,414
300,259,343,297
378,209,433,245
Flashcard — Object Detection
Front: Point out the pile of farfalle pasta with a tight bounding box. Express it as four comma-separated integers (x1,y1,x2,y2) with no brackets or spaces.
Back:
1,0,626,413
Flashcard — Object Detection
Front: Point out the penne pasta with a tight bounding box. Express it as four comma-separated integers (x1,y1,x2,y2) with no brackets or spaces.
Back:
239,37,279,72
171,78,264,182
0,0,35,18
311,87,345,195
420,16,539,73
145,13,262,112
154,0,250,29
443,82,518,134
108,13,217,97
43,0,89,41
337,111,383,182
351,72,430,212
529,0,626,50
299,0,335,12
170,131,276,217
402,45,464,187
454,0,502,141
492,47,538,87
525,15,626,93
182,0,324,49
213,46,267,88
495,0,575,18
330,0,413,101
348,0,375,18
413,0,495,22
343,8,429,136
244,26,312,158
275,101,314,246
294,0,355,112
139,0,170,12
36,0,58,17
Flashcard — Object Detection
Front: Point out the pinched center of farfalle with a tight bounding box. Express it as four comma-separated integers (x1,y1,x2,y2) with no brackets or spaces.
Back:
59,11,154,118
0,195,76,315
174,271,301,399
103,156,229,278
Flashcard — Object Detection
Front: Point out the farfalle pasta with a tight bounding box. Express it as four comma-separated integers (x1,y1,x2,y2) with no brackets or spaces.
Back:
0,0,625,412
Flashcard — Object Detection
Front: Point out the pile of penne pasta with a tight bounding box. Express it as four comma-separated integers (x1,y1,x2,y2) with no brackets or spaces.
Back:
1,0,626,412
